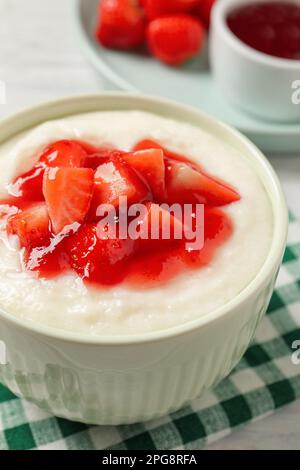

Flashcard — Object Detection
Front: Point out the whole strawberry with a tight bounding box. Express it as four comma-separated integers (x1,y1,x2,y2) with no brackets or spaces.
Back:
144,0,200,20
95,0,145,50
147,14,205,65
195,0,216,29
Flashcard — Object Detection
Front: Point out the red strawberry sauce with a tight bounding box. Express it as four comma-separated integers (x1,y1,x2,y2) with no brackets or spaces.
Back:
227,2,300,60
0,139,240,288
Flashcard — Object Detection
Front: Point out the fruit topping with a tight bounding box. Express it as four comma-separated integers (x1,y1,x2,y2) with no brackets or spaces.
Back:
7,202,50,250
43,167,94,234
165,160,240,206
39,140,88,168
133,139,200,169
89,158,149,219
121,149,165,199
7,140,89,203
135,201,185,250
8,166,45,202
0,138,240,287
65,223,135,286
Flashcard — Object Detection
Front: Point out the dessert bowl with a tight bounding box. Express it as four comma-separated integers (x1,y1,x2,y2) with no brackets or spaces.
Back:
0,93,287,425
210,0,300,123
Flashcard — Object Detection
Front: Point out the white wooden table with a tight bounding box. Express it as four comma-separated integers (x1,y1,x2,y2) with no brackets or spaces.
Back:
1,0,300,450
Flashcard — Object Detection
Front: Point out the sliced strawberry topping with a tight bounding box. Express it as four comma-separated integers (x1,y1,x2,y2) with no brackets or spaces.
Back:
121,149,165,200
85,148,118,170
7,140,89,203
133,139,200,169
7,202,50,249
43,167,94,234
77,141,98,155
65,224,135,286
136,201,184,243
25,233,72,276
89,159,149,220
165,160,240,206
39,140,88,168
133,139,162,152
0,137,241,288
8,165,45,202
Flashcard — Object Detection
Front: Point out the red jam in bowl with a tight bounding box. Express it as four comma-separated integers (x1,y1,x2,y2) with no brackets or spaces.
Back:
227,1,300,60
0,139,240,288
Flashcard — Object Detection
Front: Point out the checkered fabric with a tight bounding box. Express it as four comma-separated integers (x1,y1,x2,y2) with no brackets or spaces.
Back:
1,214,300,450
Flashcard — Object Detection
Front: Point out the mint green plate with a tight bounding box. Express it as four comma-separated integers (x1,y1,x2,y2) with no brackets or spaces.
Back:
75,0,300,154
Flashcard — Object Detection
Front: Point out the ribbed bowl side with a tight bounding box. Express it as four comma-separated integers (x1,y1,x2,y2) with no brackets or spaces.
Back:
0,274,275,425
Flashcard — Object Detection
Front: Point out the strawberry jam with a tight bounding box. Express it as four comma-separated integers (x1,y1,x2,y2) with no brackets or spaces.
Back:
0,139,240,287
227,2,300,60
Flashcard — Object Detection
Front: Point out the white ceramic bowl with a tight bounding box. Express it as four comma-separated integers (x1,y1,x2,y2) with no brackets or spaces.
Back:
0,93,287,425
210,0,300,122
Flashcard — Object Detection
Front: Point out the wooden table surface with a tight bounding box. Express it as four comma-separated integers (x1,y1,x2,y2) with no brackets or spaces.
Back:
1,0,300,450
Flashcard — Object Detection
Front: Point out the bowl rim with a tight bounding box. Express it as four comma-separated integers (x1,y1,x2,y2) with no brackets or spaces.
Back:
213,0,300,70
0,92,288,345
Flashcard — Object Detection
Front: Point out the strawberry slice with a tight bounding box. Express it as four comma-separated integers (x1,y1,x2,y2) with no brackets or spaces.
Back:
65,223,134,286
43,167,94,234
77,141,98,155
39,140,88,168
85,148,118,170
166,161,240,206
7,202,50,249
133,139,200,169
121,149,165,200
136,202,185,251
8,140,88,203
89,159,149,220
133,139,162,152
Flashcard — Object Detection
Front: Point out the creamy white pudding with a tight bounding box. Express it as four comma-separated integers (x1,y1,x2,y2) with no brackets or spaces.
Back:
0,111,273,336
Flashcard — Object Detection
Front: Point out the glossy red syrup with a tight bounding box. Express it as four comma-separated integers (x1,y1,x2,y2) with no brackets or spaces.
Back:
227,2,300,60
0,139,240,288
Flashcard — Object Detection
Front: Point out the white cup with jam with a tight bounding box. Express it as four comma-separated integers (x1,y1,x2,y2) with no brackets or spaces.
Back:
210,0,300,123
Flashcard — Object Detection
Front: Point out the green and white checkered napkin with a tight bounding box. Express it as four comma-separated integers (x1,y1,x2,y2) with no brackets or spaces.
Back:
1,214,300,450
